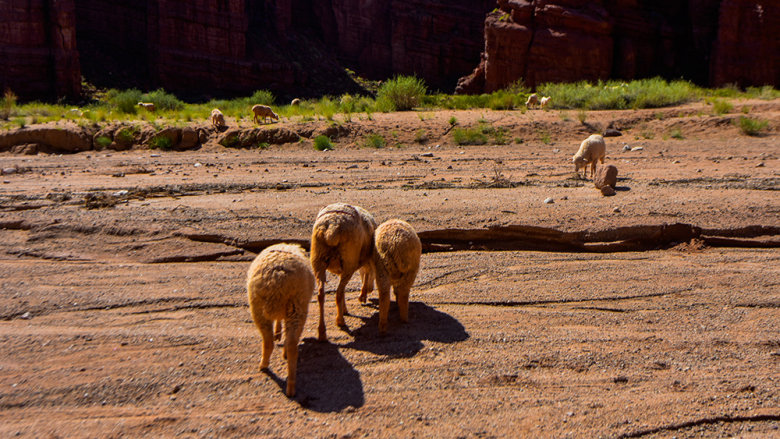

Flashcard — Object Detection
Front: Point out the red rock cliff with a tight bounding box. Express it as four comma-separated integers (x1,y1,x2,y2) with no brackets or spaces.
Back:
457,0,779,93
0,0,81,99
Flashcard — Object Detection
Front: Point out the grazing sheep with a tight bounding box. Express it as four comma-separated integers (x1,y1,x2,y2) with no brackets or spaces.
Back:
252,104,279,124
373,219,422,334
525,93,539,109
137,102,155,112
290,98,301,106
210,108,226,129
540,96,551,110
247,243,314,397
310,203,377,341
573,134,607,179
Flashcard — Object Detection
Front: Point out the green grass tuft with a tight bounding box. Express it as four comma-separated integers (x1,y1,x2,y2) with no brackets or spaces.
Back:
376,76,427,111
361,133,386,148
736,116,769,136
313,135,334,151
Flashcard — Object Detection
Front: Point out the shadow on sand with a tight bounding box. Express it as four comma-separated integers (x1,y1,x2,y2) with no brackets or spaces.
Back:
342,300,469,357
269,339,364,412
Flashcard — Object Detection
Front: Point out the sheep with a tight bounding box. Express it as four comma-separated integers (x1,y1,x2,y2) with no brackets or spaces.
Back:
572,134,607,179
137,102,155,112
252,104,279,124
290,98,301,106
246,243,314,397
540,96,551,110
210,108,226,129
310,203,377,341
525,93,539,109
373,219,422,335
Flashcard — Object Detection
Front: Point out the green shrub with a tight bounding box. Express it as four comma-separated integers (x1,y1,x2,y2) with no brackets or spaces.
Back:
143,89,184,111
414,129,428,143
538,78,698,110
314,97,337,120
452,125,489,145
709,98,733,115
107,88,143,114
670,127,684,139
449,116,458,126
149,136,173,150
1,89,17,120
95,136,112,149
376,76,427,111
736,116,769,136
313,135,334,151
361,133,386,148
250,90,275,106
115,127,136,145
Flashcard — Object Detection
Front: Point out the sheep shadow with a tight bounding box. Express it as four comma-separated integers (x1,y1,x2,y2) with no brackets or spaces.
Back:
342,300,469,357
274,338,364,412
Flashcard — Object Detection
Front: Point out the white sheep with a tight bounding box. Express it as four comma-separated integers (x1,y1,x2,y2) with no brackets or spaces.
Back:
540,96,551,110
310,203,376,342
252,104,279,124
247,243,314,397
525,93,539,109
373,219,422,334
210,108,226,129
137,102,155,112
573,134,606,179
290,98,301,106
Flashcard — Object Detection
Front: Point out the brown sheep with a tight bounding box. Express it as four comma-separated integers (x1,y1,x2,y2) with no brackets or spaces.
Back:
252,104,279,124
310,203,376,341
247,243,314,397
573,134,607,179
137,102,155,112
373,219,422,334
290,98,301,106
210,108,226,129
525,93,539,109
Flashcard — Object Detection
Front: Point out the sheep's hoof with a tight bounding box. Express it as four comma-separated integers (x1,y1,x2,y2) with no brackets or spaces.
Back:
286,385,295,398
259,363,270,371
358,293,367,304
317,329,327,342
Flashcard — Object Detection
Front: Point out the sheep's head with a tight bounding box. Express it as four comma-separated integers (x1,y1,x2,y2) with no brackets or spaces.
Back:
573,156,586,172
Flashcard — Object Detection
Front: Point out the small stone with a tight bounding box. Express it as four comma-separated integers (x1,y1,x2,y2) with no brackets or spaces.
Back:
150,154,161,157
194,162,202,167
20,312,31,320
613,206,621,213
613,375,628,383
756,162,765,167
3,180,9,184
601,186,616,196
673,160,680,164
552,148,560,153
113,190,129,197
560,196,568,200
346,164,358,169
544,197,554,204
420,152,434,157
2,167,17,175
622,144,631,152
631,146,644,151
604,128,622,137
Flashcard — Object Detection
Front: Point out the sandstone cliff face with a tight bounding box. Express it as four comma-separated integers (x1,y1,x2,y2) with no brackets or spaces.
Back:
0,0,81,99
458,0,779,93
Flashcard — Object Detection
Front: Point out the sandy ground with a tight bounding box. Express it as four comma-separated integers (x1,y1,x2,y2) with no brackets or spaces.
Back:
0,99,779,438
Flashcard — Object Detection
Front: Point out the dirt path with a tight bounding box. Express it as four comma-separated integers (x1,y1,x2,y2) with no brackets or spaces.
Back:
1,101,778,437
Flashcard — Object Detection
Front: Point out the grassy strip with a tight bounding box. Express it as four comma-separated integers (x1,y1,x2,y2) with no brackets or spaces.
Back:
1,77,777,131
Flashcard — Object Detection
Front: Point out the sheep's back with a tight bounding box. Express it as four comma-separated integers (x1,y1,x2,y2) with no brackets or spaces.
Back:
247,245,314,320
375,220,421,280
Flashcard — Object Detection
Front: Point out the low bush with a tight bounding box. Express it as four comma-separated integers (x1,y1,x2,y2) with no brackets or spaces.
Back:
736,116,769,136
376,76,427,111
313,135,334,151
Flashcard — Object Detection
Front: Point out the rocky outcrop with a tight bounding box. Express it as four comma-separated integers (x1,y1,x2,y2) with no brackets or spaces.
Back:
458,0,779,93
0,123,94,153
0,0,81,100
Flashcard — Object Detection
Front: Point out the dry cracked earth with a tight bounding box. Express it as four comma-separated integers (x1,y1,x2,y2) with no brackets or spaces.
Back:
1,101,779,438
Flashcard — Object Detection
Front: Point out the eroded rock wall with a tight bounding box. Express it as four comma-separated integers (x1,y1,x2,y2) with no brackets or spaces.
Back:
0,0,81,99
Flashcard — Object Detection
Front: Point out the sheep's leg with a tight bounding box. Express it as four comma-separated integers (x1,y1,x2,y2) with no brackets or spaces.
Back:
274,320,282,341
283,317,305,397
395,281,412,324
376,268,392,334
335,270,355,327
358,264,375,304
314,268,327,342
590,161,597,179
255,316,274,370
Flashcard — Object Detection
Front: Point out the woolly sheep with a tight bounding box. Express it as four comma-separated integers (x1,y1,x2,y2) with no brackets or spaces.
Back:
290,98,301,106
373,219,422,334
525,93,539,109
540,96,551,109
247,243,314,397
210,108,226,129
137,102,155,112
252,104,279,124
310,203,376,341
572,134,606,179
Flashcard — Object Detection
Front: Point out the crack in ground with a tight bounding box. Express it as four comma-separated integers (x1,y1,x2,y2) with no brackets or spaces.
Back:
434,288,691,308
617,414,780,438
